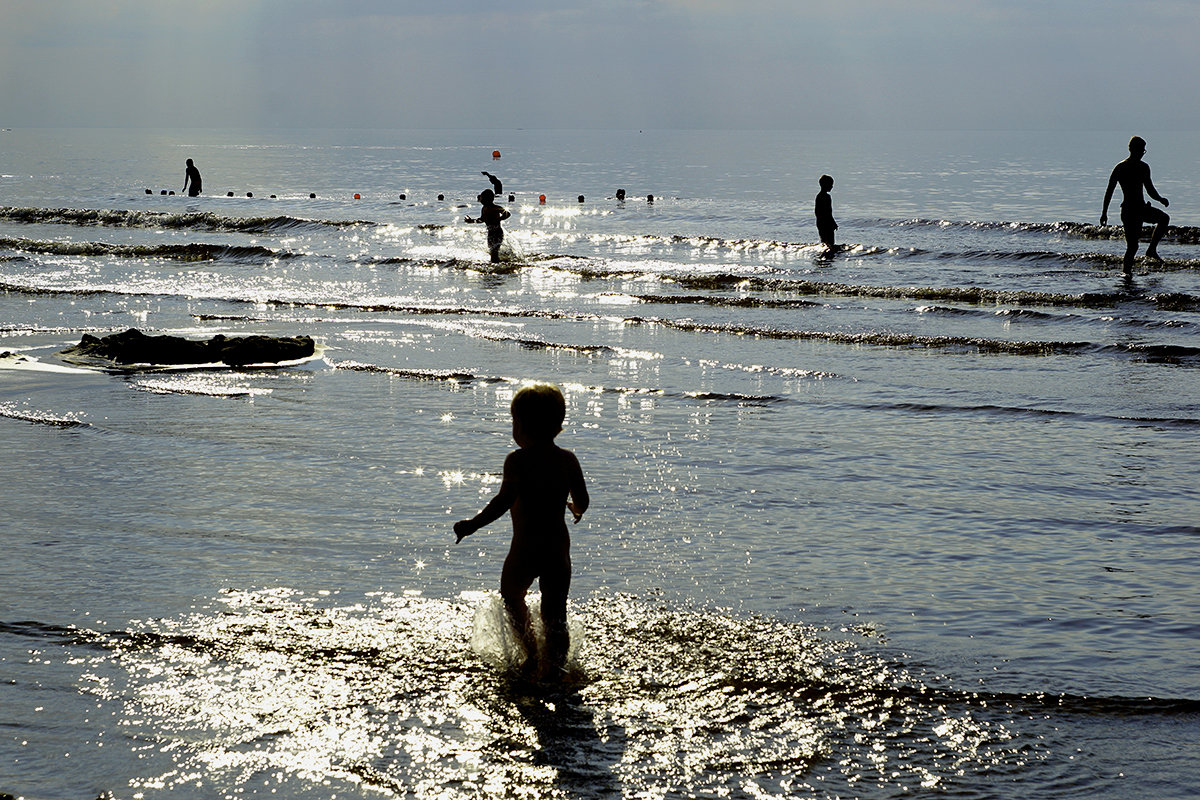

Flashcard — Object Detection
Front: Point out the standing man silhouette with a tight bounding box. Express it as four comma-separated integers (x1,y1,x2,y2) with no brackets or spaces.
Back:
183,159,203,197
1101,136,1169,275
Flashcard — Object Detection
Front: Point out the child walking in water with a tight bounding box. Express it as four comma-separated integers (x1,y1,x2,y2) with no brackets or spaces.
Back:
454,384,589,680
465,189,511,263
815,174,838,249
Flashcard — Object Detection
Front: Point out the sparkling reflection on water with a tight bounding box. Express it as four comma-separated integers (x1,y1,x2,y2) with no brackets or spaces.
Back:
91,588,1029,799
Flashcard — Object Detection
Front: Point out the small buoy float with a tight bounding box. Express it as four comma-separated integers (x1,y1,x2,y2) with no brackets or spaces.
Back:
144,188,152,194
246,192,253,197
270,195,277,199
539,194,546,204
354,193,361,200
438,194,445,201
399,193,406,200
227,191,234,197
160,190,167,195
310,193,317,199
578,195,585,203
492,150,501,159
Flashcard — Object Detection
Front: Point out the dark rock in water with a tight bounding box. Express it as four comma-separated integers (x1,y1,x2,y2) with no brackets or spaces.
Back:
60,328,316,368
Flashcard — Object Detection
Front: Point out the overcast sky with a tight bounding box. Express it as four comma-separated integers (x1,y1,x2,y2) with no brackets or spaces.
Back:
2,0,1197,130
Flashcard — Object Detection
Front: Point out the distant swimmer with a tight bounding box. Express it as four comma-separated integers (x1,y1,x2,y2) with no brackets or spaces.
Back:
815,174,838,249
465,189,511,263
482,171,503,194
1101,136,1170,274
183,158,202,197
454,384,589,681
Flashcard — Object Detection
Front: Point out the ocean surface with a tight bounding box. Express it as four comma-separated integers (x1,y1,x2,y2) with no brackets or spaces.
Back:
2,128,1199,800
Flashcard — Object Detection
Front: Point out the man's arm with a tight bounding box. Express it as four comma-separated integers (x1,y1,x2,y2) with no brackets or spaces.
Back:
1144,168,1169,207
1101,168,1118,225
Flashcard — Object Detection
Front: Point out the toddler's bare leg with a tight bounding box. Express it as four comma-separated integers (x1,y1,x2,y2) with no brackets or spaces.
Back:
540,559,572,677
501,557,539,669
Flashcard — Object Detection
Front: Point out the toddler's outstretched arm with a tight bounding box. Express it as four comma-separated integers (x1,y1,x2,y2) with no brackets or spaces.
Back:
453,455,517,543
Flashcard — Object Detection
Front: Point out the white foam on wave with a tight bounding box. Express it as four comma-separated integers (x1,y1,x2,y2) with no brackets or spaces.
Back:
0,349,95,374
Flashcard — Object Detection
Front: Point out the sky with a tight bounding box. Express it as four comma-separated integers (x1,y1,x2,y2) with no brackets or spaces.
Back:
1,0,1198,131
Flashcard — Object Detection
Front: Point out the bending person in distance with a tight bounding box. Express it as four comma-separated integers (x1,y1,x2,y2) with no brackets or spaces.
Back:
183,158,202,197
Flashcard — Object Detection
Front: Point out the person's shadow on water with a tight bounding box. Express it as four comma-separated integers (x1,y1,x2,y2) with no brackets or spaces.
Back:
504,680,626,797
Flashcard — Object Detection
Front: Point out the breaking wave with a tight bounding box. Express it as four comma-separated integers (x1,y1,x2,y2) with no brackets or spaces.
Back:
0,401,88,428
0,205,376,233
333,361,787,405
892,217,1200,245
0,235,298,263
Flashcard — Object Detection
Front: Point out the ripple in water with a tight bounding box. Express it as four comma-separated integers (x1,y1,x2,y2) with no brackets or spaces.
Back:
82,588,1035,798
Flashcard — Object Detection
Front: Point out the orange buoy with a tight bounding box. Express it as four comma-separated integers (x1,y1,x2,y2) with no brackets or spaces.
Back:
354,193,361,200
539,194,546,204
492,150,501,159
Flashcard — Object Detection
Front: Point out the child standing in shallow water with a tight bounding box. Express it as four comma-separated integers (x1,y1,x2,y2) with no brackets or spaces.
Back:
454,384,589,679
465,189,511,263
815,173,838,249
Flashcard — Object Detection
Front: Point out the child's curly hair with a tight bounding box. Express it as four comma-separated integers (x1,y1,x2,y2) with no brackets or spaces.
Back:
511,383,566,441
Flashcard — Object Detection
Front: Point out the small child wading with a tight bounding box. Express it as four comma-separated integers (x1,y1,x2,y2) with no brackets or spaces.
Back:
454,384,589,679
815,174,837,249
465,189,512,263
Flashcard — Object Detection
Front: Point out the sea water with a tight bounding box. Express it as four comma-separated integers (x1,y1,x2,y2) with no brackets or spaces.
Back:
2,128,1199,799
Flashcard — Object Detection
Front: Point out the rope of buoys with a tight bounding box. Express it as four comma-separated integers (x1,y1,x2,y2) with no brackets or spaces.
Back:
143,181,658,205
